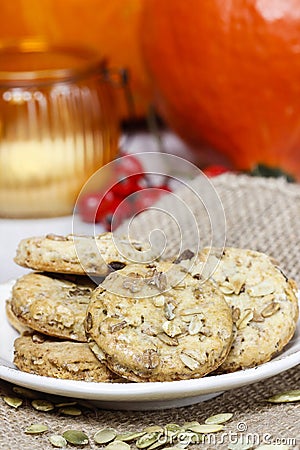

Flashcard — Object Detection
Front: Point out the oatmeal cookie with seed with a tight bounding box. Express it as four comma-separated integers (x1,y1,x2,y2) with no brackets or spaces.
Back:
192,247,299,372
10,273,96,342
13,335,121,382
86,261,233,382
14,232,158,276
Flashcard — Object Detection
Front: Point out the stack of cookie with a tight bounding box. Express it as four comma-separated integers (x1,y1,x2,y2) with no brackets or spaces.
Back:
7,232,299,383
8,232,159,382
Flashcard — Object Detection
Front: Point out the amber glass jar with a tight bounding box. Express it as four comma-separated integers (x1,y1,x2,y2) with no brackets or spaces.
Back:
0,39,119,217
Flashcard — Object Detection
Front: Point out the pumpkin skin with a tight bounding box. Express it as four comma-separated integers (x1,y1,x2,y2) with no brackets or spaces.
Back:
141,0,300,180
0,0,151,120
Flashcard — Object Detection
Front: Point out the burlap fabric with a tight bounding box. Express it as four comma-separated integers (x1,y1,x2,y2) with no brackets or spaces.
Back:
0,174,299,449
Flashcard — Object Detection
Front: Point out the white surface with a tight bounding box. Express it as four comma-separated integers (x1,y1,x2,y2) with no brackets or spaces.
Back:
1,280,300,410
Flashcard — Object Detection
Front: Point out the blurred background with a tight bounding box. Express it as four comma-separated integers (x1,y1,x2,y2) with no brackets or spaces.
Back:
1,0,300,281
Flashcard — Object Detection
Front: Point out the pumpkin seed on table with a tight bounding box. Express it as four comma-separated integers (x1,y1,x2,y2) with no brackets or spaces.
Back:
116,432,146,442
185,423,224,433
183,421,201,430
59,406,82,416
63,430,89,445
105,441,131,450
267,389,300,403
94,427,117,444
205,413,233,424
136,432,161,448
55,401,77,408
12,386,39,399
3,396,23,408
32,399,55,412
25,423,49,434
49,434,68,448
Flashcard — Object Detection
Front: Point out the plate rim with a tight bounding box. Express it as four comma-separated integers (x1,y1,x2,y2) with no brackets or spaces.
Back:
0,280,299,403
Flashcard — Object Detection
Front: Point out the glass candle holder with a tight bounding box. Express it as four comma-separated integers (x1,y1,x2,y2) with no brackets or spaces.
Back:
0,39,119,217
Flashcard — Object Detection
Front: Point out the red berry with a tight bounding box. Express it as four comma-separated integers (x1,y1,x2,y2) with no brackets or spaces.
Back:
202,164,229,177
131,185,171,214
78,190,120,223
115,154,144,180
112,174,143,197
102,198,133,231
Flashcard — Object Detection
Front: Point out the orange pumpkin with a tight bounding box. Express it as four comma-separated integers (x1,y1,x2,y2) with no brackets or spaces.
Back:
141,0,300,180
0,0,151,120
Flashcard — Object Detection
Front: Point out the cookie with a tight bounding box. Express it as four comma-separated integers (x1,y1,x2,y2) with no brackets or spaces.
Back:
192,247,299,372
86,261,233,382
6,299,32,335
10,273,96,342
13,334,121,382
14,232,158,276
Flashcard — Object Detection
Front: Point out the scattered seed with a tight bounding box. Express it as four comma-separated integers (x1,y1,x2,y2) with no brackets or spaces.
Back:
94,428,117,444
186,424,224,433
59,406,82,416
183,421,201,430
136,432,160,448
177,431,201,446
49,434,67,448
55,401,77,408
3,396,23,409
106,441,131,450
116,432,146,442
63,430,89,445
12,386,39,399
148,439,170,450
32,399,55,412
205,413,233,424
25,424,49,434
267,389,300,403
164,423,182,438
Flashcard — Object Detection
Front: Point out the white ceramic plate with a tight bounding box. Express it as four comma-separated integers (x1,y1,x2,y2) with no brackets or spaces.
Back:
1,280,300,411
